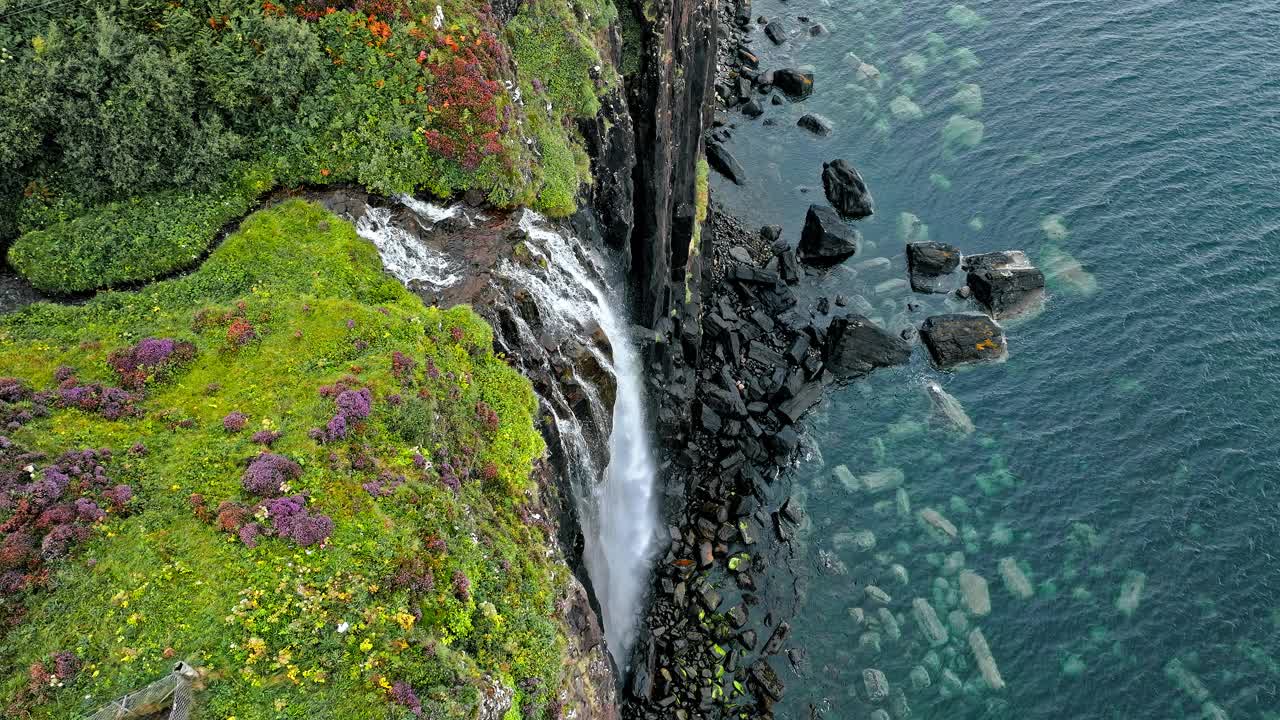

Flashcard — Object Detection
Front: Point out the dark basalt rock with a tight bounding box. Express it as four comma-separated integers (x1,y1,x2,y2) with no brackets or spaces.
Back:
823,315,911,378
797,113,835,136
735,0,752,26
821,159,874,219
742,99,765,118
765,20,787,44
798,204,859,265
751,660,785,702
706,142,746,185
919,314,1007,368
772,68,814,99
809,22,828,36
968,267,1045,317
906,241,961,293
738,47,760,68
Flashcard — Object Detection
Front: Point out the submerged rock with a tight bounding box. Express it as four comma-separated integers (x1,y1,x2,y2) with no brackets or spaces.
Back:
919,314,1007,369
706,142,746,185
958,570,991,616
962,250,1045,317
919,508,958,541
821,159,875,219
998,557,1034,599
1115,570,1146,616
764,19,787,44
798,113,835,136
863,668,890,702
925,381,975,434
912,598,949,647
823,315,911,377
799,204,859,265
968,628,1006,691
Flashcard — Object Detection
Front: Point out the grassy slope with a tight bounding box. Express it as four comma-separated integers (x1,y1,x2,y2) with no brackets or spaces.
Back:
0,200,567,719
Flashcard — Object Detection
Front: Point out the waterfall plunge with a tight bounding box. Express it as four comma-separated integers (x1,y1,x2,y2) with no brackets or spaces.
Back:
351,195,659,666
502,212,659,666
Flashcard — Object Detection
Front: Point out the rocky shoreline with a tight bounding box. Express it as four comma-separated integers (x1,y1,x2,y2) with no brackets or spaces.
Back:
621,0,1049,716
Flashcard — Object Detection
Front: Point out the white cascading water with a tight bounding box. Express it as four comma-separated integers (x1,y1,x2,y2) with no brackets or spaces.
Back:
353,197,658,665
354,200,463,288
502,210,658,666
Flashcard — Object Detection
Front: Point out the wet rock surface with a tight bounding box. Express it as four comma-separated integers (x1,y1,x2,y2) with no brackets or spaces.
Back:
821,159,875,219
919,314,1007,369
906,241,961,293
798,204,860,265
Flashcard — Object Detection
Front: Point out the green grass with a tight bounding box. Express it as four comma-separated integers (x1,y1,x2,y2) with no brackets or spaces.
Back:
0,201,568,719
8,165,275,294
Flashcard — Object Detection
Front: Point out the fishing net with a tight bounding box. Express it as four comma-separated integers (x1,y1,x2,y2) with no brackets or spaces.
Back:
82,661,199,720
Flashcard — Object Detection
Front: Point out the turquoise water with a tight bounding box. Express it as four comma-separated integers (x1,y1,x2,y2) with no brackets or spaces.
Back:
713,1,1280,717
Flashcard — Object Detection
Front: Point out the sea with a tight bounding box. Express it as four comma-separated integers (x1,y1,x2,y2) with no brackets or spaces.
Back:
711,1,1280,717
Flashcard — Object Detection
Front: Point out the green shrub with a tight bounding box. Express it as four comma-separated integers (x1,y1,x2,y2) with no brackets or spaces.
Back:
8,165,275,293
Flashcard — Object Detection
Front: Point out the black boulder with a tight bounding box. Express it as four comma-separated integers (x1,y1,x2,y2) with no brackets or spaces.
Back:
919,314,1007,368
798,204,859,265
706,142,746,185
823,315,912,378
773,69,814,100
821,159,874,219
797,113,834,136
906,241,961,293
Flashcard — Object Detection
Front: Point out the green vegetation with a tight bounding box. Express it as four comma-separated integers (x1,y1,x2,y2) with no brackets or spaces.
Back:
9,165,274,293
1,0,618,293
0,201,570,719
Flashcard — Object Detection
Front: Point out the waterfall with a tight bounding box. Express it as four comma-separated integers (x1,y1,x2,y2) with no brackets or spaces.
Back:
346,193,659,666
502,211,659,666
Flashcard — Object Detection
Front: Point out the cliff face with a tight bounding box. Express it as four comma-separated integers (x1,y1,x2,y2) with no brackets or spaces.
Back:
619,0,718,443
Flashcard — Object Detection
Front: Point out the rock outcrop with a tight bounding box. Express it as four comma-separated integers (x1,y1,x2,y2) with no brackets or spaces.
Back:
824,315,912,378
821,159,875,219
963,250,1045,318
799,204,860,265
919,314,1007,368
906,241,960,293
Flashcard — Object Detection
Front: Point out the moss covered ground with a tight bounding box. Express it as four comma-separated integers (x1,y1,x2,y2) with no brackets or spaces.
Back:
0,200,572,719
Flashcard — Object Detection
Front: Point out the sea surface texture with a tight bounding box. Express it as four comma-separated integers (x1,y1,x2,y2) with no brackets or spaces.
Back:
713,1,1280,717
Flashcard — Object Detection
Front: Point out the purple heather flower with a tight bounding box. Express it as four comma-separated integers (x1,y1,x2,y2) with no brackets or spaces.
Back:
389,680,422,715
345,319,355,330
223,411,248,433
132,338,176,368
251,430,281,446
265,495,333,547
53,366,75,383
241,453,302,497
238,522,262,548
452,570,471,601
52,651,80,681
0,377,30,403
335,388,372,420
74,497,105,522
129,443,147,456
103,484,133,508
40,525,76,558
412,453,426,469
325,414,347,441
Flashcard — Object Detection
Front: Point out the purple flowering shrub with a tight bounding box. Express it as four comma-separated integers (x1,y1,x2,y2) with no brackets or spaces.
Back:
241,452,302,497
0,377,45,431
52,369,143,421
222,411,248,433
388,680,422,716
0,441,129,600
208,494,333,548
312,382,374,443
107,337,196,388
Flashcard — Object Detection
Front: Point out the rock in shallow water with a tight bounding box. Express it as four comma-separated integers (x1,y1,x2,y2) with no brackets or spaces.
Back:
918,314,1007,369
966,250,1046,318
823,315,911,377
706,142,746,185
798,204,859,265
773,68,815,99
907,241,961,293
798,113,835,135
821,159,875,219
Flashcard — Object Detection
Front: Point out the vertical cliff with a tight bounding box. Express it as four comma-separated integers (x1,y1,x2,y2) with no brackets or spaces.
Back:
620,0,718,442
